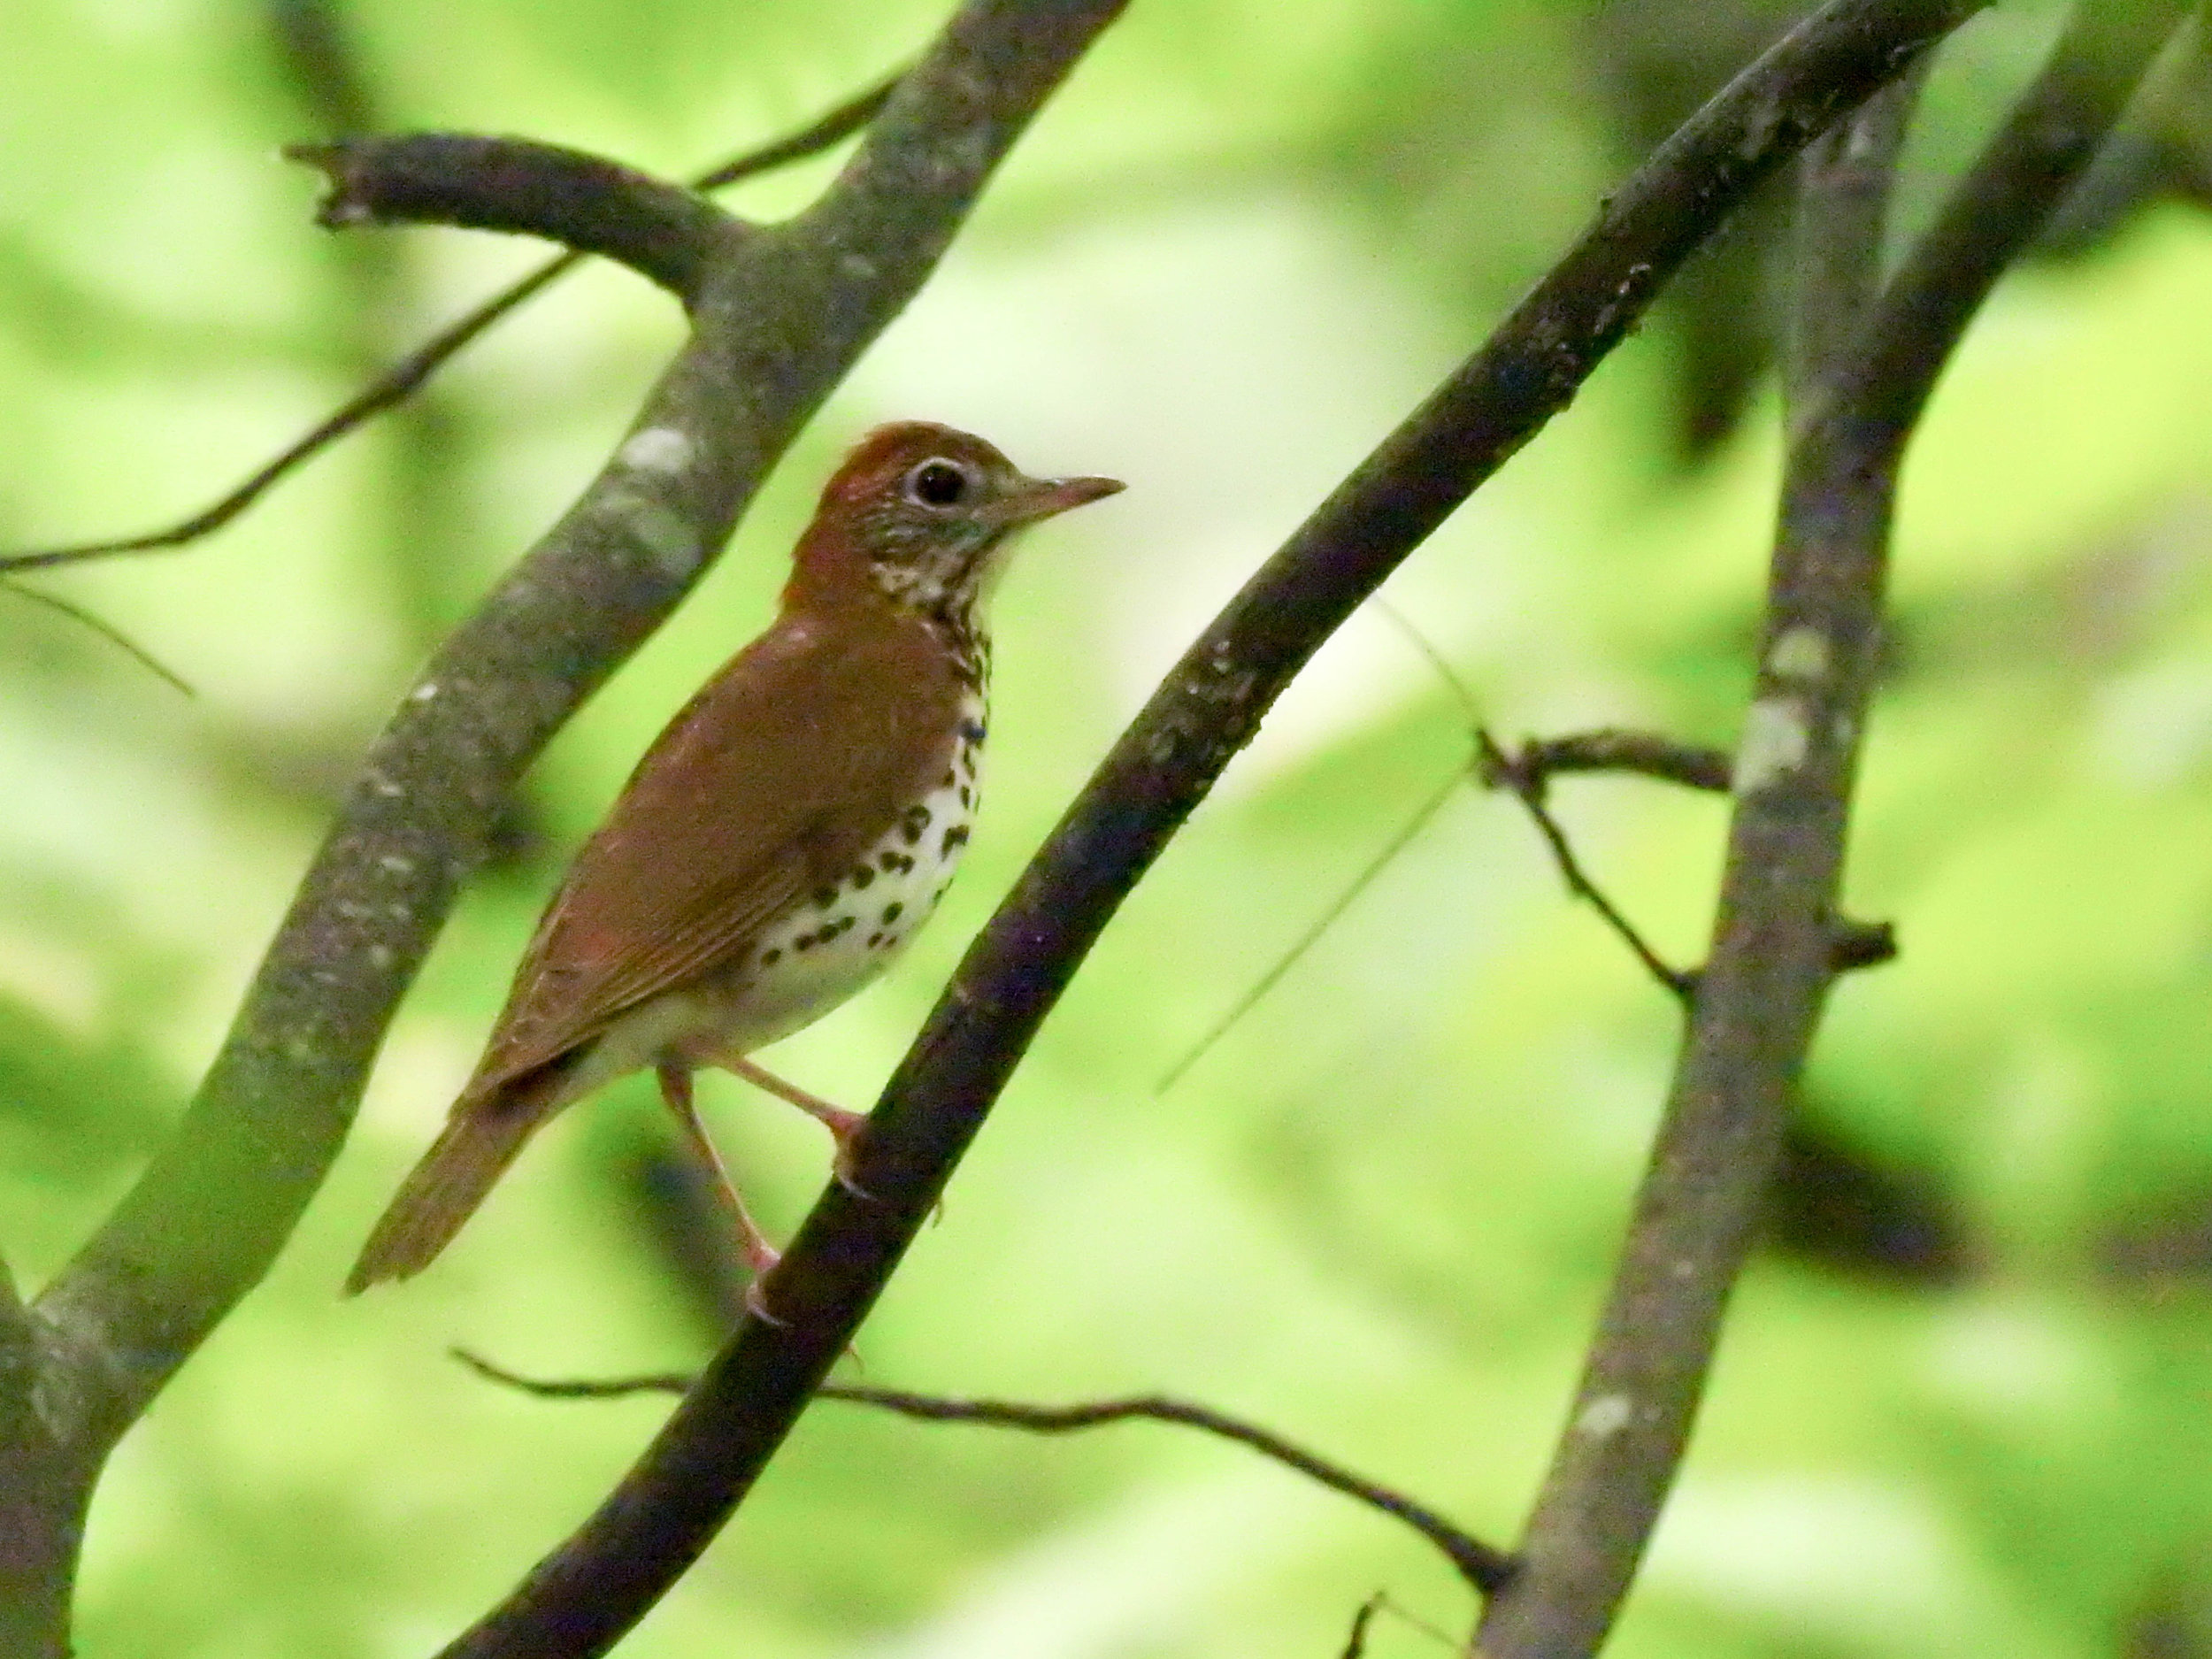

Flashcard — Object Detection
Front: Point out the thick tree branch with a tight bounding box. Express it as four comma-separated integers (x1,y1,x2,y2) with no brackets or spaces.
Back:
1475,6,2187,1656
449,1350,1517,1596
0,73,900,574
288,137,745,303
33,0,1127,1482
446,5,1989,1655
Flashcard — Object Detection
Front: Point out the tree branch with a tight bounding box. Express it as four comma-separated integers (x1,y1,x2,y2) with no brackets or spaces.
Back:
32,0,1128,1480
287,137,745,303
1479,729,1900,996
1475,6,2187,1655
446,4,1989,1655
1478,728,1695,997
0,73,900,574
1484,728,1733,795
449,1349,1517,1596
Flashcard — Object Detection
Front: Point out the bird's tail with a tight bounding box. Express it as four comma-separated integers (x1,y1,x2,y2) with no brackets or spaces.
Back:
344,1079,557,1295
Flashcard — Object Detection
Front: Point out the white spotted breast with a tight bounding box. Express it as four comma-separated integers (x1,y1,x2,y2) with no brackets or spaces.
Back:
723,688,987,1052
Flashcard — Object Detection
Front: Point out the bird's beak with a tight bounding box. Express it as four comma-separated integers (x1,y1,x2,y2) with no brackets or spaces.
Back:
990,472,1125,526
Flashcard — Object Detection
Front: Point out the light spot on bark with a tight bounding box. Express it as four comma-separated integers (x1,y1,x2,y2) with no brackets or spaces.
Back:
1733,695,1809,795
1768,626,1829,682
618,426,695,474
408,681,439,703
1577,1393,1633,1440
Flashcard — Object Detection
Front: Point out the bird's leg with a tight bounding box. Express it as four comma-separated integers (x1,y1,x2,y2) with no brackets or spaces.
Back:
716,1053,870,1191
656,1060,781,1321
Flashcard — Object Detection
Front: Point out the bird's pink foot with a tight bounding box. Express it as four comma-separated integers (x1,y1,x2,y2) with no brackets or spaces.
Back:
720,1055,875,1197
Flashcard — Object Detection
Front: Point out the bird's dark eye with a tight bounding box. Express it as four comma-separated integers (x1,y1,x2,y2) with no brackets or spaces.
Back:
905,458,971,508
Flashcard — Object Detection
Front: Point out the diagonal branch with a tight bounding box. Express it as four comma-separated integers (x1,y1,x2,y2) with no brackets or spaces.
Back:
449,1349,1518,1596
33,0,1129,1467
1475,5,2188,1655
447,5,1991,1655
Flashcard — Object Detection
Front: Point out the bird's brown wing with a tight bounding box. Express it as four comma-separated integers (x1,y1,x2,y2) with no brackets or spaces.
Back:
463,607,964,1098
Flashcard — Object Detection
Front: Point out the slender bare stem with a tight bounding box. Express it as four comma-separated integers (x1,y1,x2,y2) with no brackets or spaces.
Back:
448,1349,1517,1595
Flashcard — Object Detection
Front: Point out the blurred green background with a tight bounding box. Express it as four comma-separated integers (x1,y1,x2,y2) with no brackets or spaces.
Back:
6,0,2212,1654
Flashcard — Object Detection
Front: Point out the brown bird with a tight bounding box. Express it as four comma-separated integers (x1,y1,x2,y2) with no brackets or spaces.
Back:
347,422,1122,1298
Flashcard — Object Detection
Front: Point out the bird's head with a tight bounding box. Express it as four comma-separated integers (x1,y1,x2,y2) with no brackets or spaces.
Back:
789,421,1122,622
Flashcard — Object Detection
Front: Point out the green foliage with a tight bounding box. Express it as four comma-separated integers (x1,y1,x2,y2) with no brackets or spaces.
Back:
4,1,2212,1655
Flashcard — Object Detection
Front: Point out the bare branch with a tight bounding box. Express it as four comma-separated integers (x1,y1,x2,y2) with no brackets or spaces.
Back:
449,1350,1517,1597
0,73,900,575
1477,7,2187,1655
0,581,193,694
1487,728,1732,795
1479,729,1898,995
1479,728,1694,998
287,137,744,303
1156,767,1463,1092
462,4,1988,1654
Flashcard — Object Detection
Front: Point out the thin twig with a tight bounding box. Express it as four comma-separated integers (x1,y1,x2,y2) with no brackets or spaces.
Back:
1338,1594,1458,1657
449,1349,1518,1597
1479,728,1894,987
0,581,193,695
1377,600,1694,997
0,73,901,575
1490,730,1732,795
1478,729,1694,999
1155,768,1463,1093
1340,1594,1384,1659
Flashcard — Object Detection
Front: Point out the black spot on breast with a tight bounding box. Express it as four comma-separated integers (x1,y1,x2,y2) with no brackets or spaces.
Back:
959,718,986,745
811,887,836,910
761,948,781,967
852,865,874,889
941,769,957,788
902,820,923,845
942,825,971,856
866,932,884,948
957,785,972,809
794,935,815,953
882,902,903,925
879,849,901,872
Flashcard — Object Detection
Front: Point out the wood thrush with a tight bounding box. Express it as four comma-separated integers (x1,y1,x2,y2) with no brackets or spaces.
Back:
346,421,1122,1297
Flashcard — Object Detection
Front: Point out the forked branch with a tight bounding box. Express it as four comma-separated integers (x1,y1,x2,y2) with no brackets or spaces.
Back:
1477,5,2188,1655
